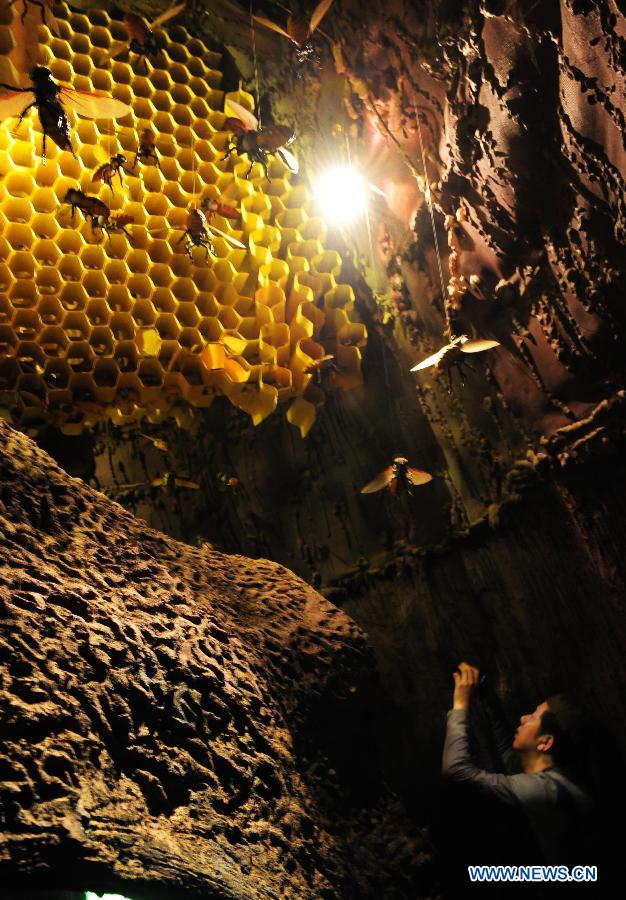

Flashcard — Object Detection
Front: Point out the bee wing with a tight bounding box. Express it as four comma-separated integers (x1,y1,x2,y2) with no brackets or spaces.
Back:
252,14,297,43
360,466,395,494
410,347,448,371
406,467,433,486
0,89,36,119
59,86,132,120
460,338,500,354
276,146,299,173
309,0,335,33
98,42,130,66
177,478,200,490
116,481,149,491
152,1,186,28
368,181,389,199
225,100,258,131
208,225,246,249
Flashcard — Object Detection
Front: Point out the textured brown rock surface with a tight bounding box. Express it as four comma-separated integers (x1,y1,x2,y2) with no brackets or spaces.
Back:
0,422,433,899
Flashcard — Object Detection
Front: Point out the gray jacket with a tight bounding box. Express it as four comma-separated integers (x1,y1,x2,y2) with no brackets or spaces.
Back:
442,709,592,862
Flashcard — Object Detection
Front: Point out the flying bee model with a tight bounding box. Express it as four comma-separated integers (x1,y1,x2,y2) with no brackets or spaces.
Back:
361,457,433,496
132,128,161,170
101,3,186,70
5,0,60,36
410,335,501,387
224,100,298,181
253,0,335,63
92,153,128,193
176,207,246,262
64,189,133,240
0,66,131,161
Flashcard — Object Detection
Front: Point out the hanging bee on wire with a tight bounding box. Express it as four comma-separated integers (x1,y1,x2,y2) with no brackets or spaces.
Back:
131,128,161,170
64,188,133,240
113,471,200,497
223,100,298,181
360,456,433,496
100,3,186,70
217,471,240,491
139,433,170,453
4,0,60,36
410,335,500,388
176,207,246,262
253,0,335,64
92,152,128,194
0,66,132,162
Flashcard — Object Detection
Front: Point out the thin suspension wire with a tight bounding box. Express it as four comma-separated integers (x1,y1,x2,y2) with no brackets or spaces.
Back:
249,1,262,125
414,106,447,327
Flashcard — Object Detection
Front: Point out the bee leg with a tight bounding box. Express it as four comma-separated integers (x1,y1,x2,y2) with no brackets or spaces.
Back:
245,160,254,179
15,101,36,135
42,130,47,165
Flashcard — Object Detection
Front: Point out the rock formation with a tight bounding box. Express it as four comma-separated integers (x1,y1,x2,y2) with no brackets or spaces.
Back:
0,422,433,899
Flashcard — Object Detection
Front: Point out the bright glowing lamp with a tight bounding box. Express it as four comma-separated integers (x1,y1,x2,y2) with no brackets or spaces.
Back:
314,166,368,225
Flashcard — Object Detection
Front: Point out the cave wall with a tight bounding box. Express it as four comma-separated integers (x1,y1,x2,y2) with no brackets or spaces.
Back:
68,0,626,812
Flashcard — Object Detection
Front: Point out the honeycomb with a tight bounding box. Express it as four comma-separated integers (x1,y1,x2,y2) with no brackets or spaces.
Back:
0,4,367,436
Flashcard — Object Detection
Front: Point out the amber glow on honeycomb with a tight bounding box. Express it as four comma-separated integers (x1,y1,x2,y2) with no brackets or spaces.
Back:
0,4,367,437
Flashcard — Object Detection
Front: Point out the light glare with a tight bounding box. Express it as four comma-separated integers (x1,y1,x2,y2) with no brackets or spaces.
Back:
314,167,368,225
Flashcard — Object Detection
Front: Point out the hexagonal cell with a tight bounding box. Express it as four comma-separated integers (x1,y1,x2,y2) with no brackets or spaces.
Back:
8,140,36,170
10,278,37,309
3,172,35,200
178,328,203,353
89,326,114,358
108,286,133,313
132,297,156,328
0,294,12,323
0,325,17,356
34,160,61,189
13,310,42,341
39,297,64,326
9,250,35,280
110,312,134,340
137,359,164,390
80,244,106,271
67,340,94,373
35,266,62,297
60,282,88,311
89,24,112,49
57,230,84,258
93,360,119,396
127,273,152,300
157,339,180,370
39,327,69,358
63,311,90,342
126,249,150,274
31,213,59,241
15,341,45,373
114,341,139,373
150,287,176,314
156,312,181,341
81,271,107,299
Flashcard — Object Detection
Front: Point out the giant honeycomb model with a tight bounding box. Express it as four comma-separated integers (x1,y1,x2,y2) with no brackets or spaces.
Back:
0,4,367,436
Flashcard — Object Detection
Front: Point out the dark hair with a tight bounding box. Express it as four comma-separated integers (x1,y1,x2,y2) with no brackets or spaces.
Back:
539,694,583,767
